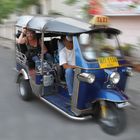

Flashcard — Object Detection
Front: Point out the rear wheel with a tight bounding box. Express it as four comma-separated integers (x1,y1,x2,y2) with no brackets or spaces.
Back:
19,76,33,101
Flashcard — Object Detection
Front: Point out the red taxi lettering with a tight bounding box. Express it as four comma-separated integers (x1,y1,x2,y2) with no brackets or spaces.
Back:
103,17,108,23
97,17,101,23
97,17,108,23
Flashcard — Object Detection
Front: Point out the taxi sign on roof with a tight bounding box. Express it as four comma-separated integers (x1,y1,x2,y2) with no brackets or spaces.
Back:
89,15,109,26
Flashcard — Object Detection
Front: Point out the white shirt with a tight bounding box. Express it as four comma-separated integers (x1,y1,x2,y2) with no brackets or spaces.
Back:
58,42,75,66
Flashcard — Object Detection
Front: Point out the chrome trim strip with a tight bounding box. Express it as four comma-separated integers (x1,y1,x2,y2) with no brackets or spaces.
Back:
40,97,92,121
71,68,96,115
71,68,81,116
71,107,93,115
40,32,45,75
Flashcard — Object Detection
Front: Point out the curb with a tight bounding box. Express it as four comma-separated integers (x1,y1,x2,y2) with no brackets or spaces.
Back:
0,36,14,40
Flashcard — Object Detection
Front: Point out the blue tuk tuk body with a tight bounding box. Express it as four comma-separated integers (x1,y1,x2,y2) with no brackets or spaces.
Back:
15,15,132,134
73,37,128,106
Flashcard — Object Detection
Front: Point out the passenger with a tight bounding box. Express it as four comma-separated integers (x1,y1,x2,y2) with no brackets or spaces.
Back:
17,28,53,65
58,36,76,96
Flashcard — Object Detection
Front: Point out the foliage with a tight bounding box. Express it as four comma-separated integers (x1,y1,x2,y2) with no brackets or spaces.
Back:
64,0,79,5
100,45,114,52
48,10,63,16
81,4,92,19
120,43,133,56
0,0,17,20
64,0,102,19
0,0,39,23
17,0,39,9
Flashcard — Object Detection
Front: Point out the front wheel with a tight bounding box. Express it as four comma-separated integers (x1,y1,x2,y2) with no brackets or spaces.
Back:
94,101,127,135
19,76,33,101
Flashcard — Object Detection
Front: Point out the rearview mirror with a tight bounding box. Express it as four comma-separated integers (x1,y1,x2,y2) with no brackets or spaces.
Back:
79,33,90,45
107,33,113,39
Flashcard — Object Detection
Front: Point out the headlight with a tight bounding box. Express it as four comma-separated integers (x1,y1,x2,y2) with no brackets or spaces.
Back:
77,73,95,84
110,72,120,84
126,67,133,76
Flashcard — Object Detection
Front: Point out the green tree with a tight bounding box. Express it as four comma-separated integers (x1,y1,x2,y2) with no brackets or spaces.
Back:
64,0,90,19
64,0,79,5
17,0,39,9
0,0,39,22
0,0,16,20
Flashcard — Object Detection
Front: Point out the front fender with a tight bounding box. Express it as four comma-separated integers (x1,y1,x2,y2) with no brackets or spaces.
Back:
95,89,128,103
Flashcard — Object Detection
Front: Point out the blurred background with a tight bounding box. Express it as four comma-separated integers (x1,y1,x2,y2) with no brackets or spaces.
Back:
0,0,140,69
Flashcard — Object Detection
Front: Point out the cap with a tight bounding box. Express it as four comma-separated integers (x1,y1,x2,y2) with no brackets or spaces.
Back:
66,36,72,41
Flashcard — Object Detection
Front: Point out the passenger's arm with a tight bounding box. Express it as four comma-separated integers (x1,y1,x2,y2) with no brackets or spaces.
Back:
39,39,48,53
17,28,26,44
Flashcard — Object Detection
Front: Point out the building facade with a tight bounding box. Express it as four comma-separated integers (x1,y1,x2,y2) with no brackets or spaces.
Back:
50,0,140,45
0,0,140,46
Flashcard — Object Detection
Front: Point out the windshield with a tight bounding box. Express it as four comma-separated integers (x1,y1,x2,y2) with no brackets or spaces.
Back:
79,32,122,61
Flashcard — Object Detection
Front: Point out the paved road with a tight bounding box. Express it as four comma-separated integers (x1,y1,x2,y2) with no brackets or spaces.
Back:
0,44,140,140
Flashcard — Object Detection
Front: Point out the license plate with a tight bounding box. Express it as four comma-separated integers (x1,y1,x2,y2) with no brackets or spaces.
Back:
116,102,130,108
98,56,119,68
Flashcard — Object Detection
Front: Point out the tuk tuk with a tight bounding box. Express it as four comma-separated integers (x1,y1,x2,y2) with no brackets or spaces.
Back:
15,15,132,135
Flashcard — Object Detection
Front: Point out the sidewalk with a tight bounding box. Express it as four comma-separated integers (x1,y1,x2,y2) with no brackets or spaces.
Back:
127,72,140,92
0,37,14,49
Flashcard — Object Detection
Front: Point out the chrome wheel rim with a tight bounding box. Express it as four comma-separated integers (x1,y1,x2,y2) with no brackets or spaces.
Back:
19,83,26,96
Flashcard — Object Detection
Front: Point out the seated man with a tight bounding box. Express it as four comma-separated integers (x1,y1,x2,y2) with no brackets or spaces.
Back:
58,36,76,96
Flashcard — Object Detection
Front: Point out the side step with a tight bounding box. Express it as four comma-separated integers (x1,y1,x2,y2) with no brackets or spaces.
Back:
40,96,92,121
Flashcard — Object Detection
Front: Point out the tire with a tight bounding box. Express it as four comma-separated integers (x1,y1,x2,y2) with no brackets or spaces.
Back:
19,76,33,101
99,102,127,135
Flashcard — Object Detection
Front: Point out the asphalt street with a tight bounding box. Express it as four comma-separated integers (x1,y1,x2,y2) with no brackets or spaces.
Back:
0,42,140,140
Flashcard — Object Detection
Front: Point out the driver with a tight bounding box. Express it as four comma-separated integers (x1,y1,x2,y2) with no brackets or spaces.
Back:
58,36,76,96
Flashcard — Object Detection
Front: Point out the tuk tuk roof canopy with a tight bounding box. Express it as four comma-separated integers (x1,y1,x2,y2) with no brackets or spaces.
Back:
16,15,91,34
16,15,121,35
16,15,33,28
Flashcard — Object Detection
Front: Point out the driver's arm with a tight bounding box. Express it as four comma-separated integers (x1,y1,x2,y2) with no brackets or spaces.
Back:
62,63,77,69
